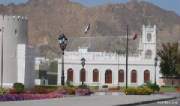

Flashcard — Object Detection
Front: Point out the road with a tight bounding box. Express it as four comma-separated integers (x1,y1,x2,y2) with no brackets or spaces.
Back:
0,92,179,106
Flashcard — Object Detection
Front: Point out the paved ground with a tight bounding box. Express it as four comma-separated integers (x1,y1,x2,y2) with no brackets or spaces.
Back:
0,92,179,106
137,92,180,106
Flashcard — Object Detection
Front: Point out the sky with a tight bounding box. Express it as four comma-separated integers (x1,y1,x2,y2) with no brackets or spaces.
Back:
0,0,179,15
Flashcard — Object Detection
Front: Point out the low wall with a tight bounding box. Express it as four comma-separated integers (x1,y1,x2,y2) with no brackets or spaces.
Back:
159,78,180,87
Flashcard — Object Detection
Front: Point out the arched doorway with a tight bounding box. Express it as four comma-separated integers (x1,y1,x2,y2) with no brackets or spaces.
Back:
93,69,99,82
118,70,124,82
144,70,150,83
67,68,73,82
80,68,86,82
131,70,137,83
105,70,112,83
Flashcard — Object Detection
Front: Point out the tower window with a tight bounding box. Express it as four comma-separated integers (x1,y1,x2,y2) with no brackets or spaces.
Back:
147,33,152,42
145,50,152,59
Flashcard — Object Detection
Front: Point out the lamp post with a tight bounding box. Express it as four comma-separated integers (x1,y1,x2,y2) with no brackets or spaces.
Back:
0,27,4,88
154,57,158,85
58,34,68,86
81,57,86,85
125,25,129,89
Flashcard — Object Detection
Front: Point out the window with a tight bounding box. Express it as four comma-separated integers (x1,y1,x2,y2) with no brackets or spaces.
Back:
145,50,152,59
147,33,152,42
118,70,124,82
144,70,150,83
67,68,73,82
93,69,99,82
105,70,112,83
80,69,86,82
131,70,137,83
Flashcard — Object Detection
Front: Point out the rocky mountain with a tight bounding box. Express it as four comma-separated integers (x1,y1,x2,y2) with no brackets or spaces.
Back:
0,0,179,58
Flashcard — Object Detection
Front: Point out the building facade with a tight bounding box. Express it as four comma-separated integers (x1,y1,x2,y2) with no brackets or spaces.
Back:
0,15,35,88
58,25,160,87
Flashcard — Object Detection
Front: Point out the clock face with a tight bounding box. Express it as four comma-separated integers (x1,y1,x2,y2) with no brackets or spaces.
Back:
147,33,152,42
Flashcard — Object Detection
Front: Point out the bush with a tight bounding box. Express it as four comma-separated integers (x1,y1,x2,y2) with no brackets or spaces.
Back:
28,87,50,94
66,88,76,95
8,89,24,94
102,85,108,88
75,89,93,96
66,80,74,88
124,88,136,95
89,86,99,90
12,83,24,93
124,87,153,95
145,82,160,92
78,84,88,89
136,87,153,95
0,87,8,94
108,87,119,91
35,85,59,89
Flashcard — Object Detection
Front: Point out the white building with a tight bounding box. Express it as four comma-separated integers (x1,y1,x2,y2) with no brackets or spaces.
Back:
35,57,49,85
58,25,160,87
0,15,35,88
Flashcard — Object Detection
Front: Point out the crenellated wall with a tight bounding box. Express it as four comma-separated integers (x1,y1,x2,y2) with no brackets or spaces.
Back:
0,15,34,88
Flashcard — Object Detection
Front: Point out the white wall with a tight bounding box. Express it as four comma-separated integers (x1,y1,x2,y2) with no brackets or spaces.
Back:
17,44,35,88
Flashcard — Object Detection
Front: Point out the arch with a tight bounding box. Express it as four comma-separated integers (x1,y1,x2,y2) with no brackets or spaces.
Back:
131,70,137,83
118,70,124,82
144,70,150,83
105,70,112,83
145,50,152,59
67,68,73,82
93,69,99,82
80,68,86,82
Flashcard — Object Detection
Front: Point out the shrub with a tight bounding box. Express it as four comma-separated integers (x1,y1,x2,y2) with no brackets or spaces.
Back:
78,84,88,89
75,89,93,96
66,80,74,88
0,87,8,95
0,94,68,101
28,87,50,94
12,83,24,93
66,88,76,95
124,88,136,95
145,82,160,92
108,87,119,91
35,85,59,89
8,89,23,94
102,85,108,88
124,87,153,95
136,87,153,95
89,86,99,90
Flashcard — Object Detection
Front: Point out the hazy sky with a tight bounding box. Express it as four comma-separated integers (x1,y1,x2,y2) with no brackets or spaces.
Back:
0,0,179,15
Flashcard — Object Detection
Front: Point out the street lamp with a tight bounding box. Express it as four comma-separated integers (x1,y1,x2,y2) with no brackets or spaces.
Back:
81,57,86,85
154,57,158,85
0,27,4,88
58,34,68,86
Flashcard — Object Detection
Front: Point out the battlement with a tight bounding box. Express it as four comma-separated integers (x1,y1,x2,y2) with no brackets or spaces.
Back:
0,15,28,22
143,25,156,31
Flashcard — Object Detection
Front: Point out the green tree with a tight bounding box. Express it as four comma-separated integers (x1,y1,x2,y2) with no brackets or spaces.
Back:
157,42,180,78
48,61,58,72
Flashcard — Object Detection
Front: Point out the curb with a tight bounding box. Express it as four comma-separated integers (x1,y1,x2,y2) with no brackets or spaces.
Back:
115,96,178,106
